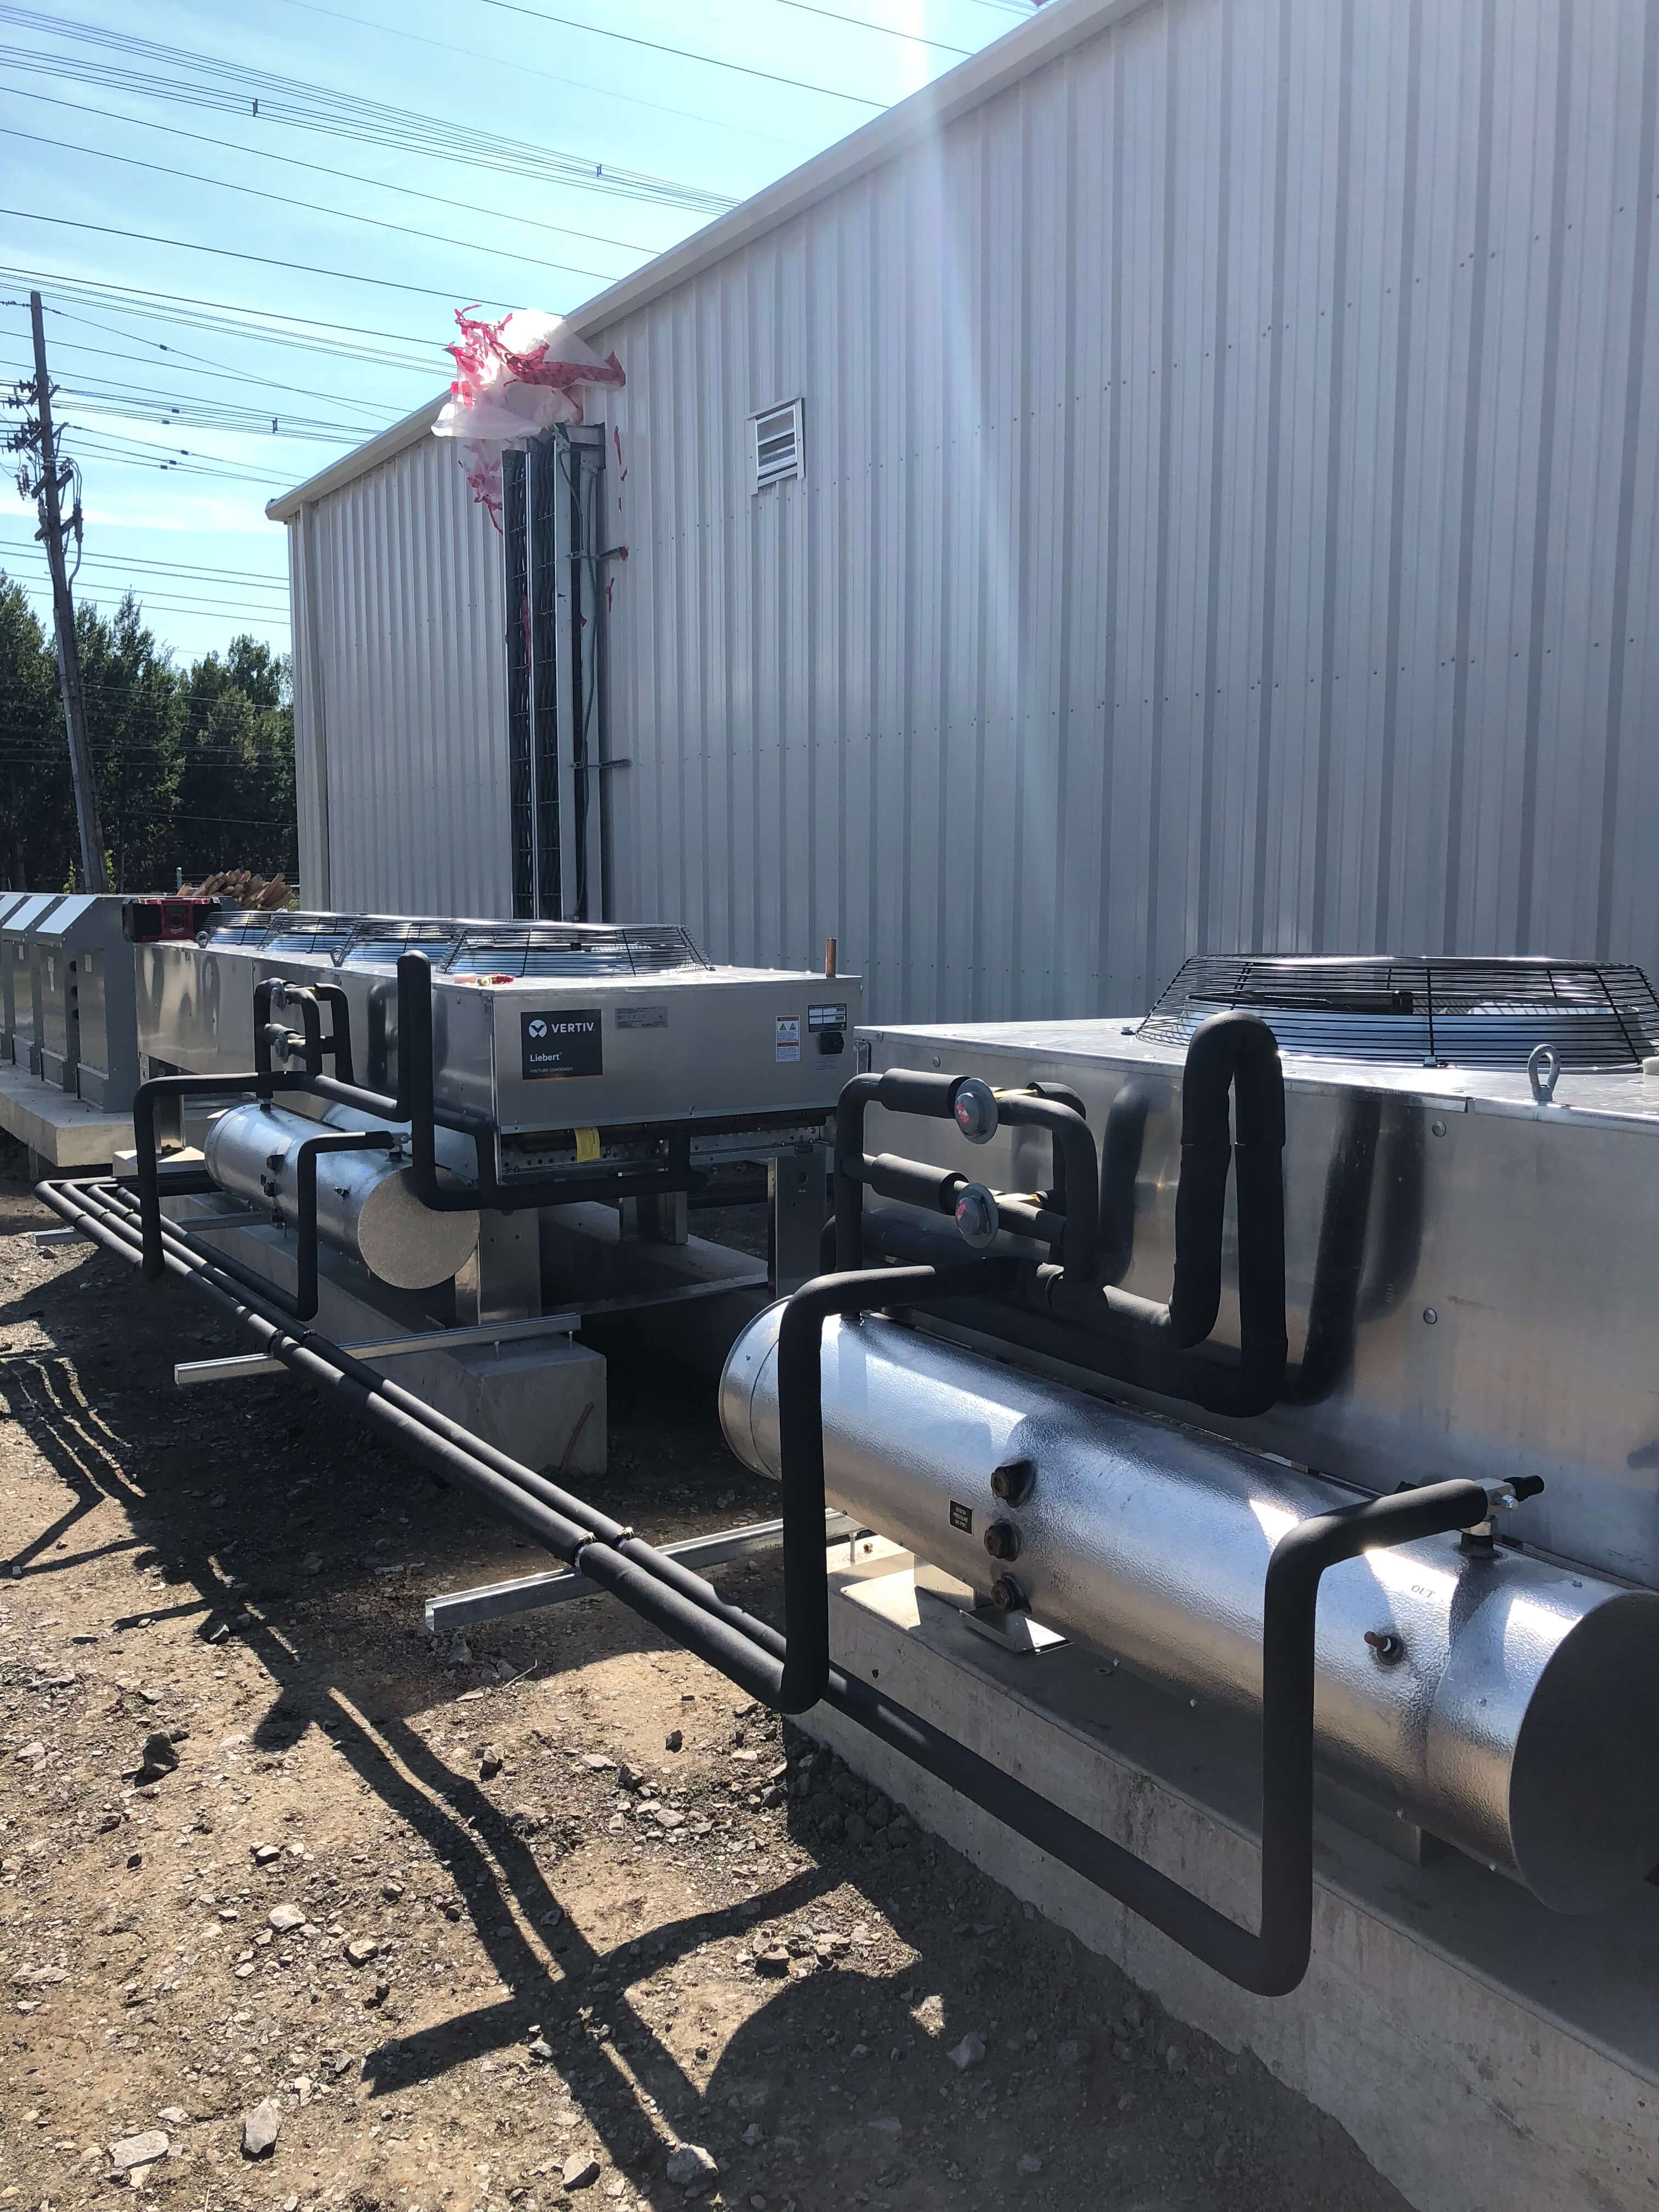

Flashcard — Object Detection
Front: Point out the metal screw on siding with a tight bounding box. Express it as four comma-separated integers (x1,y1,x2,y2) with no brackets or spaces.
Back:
1423,1308,1438,1325
1431,1119,1447,1137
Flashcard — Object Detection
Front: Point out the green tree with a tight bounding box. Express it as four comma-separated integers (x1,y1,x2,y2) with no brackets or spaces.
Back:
0,576,296,892
0,573,72,889
75,591,186,890
178,636,296,882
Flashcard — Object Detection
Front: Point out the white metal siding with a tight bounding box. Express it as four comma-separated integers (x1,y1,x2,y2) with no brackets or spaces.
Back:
289,432,511,917
589,0,1659,1022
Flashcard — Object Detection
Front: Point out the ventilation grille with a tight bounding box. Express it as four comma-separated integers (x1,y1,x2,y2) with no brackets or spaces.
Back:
253,912,357,956
1139,956,1659,1071
206,910,275,947
335,917,463,968
750,398,804,493
441,923,712,980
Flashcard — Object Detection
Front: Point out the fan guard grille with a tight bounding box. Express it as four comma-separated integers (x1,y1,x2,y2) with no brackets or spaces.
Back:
1139,956,1659,1071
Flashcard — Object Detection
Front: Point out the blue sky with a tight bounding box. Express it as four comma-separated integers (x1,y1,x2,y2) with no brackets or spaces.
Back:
0,0,1030,667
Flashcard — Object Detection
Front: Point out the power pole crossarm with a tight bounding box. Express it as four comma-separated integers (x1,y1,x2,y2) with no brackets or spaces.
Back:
28,289,106,894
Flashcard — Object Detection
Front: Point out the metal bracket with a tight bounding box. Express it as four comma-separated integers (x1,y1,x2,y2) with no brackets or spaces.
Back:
173,1310,582,1385
171,1271,772,1385
424,1510,861,1634
958,1602,1069,1655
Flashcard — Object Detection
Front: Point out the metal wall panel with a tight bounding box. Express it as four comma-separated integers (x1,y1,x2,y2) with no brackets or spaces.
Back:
289,431,512,917
588,0,1659,1022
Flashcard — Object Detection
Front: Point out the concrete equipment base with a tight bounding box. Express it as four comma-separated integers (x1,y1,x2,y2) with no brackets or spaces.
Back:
161,1194,606,1477
801,1558,1659,2212
0,1063,131,1171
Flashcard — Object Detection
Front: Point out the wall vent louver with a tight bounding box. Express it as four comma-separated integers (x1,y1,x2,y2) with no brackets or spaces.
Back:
750,399,804,494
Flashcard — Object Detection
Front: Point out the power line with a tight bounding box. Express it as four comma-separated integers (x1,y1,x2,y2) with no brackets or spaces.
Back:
0,365,377,441
0,208,523,309
9,434,291,489
0,86,682,260
0,270,449,367
4,586,291,620
0,122,638,285
267,0,810,150
0,323,391,419
769,1,971,54
474,0,886,106
0,538,289,588
0,8,738,212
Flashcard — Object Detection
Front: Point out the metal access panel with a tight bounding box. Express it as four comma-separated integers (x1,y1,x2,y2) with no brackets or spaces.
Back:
859,1014,1659,1595
137,911,362,1082
482,968,860,1133
1,894,65,1070
31,893,144,1109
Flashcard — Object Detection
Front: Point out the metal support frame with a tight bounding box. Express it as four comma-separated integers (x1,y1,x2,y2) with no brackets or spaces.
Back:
424,1510,861,1633
169,1271,770,1385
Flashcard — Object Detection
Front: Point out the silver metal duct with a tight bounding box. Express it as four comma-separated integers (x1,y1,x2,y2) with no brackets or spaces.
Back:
720,1304,1659,1914
203,1101,479,1292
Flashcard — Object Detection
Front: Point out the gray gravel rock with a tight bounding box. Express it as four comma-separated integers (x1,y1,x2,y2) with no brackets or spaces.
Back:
137,1730,178,1781
110,2130,169,2172
241,2098,283,2158
562,2153,601,2189
268,1903,305,1932
948,2031,986,2072
665,2141,718,2186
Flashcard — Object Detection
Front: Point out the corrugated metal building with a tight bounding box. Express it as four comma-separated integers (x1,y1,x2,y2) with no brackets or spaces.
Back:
270,0,1659,1021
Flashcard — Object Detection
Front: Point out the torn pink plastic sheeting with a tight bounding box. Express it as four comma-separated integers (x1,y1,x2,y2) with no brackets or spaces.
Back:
459,438,505,528
434,307,624,521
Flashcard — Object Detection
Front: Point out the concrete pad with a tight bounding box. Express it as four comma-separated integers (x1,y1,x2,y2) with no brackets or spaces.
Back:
162,1197,607,1477
0,1064,131,1169
800,1559,1659,2212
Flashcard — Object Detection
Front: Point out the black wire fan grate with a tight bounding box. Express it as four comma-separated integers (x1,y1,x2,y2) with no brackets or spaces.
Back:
1139,956,1659,1071
441,923,712,980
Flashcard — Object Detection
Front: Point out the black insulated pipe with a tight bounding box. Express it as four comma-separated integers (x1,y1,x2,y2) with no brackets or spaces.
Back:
833,1013,1286,1416
1040,1011,1284,1351
834,1071,1098,1280
34,1174,1493,1995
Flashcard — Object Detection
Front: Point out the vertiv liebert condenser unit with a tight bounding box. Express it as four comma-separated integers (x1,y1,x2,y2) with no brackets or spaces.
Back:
138,914,860,1177
123,910,860,1317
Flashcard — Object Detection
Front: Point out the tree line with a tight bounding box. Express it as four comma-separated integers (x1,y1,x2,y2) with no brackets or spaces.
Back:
0,573,298,894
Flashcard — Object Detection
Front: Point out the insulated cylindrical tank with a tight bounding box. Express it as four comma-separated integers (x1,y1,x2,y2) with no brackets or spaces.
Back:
204,1100,478,1291
720,1305,1659,1914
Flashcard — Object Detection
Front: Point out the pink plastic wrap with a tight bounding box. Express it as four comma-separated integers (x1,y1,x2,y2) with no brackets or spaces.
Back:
433,307,625,521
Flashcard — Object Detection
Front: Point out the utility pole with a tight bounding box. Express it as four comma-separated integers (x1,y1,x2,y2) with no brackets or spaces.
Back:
25,291,106,891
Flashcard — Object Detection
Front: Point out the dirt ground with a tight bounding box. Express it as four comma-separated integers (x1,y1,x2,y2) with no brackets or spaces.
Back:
0,1146,1407,2212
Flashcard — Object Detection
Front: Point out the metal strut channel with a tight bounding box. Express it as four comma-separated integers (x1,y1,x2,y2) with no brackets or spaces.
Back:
38,1170,1496,1997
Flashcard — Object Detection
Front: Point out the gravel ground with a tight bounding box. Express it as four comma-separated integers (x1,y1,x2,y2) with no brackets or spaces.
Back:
0,1144,1406,2211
